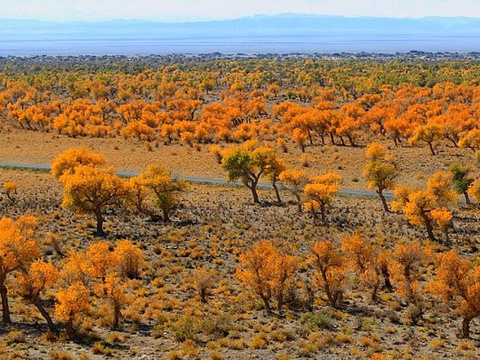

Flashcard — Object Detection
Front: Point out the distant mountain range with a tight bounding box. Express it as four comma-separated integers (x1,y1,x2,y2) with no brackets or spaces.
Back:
1,14,480,55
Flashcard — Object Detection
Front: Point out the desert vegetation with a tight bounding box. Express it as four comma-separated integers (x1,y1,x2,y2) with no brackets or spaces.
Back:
1,56,480,359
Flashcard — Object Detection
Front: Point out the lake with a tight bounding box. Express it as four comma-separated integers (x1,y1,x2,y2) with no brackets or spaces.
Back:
1,34,480,56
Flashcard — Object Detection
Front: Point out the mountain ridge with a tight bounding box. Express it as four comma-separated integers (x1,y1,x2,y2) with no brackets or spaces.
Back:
1,14,480,30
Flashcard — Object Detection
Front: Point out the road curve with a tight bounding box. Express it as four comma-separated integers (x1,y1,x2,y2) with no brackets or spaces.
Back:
0,161,394,199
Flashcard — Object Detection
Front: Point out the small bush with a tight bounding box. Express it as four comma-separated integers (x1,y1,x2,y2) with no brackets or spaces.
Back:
48,350,74,360
302,312,334,330
171,316,199,342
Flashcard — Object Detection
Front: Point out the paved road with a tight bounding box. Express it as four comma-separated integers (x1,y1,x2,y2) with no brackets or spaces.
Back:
0,161,394,199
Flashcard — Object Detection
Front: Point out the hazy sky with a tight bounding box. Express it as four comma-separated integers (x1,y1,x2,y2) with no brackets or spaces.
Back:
3,0,480,22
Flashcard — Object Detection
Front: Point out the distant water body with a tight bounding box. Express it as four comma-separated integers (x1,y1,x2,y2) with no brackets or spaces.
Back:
1,34,480,56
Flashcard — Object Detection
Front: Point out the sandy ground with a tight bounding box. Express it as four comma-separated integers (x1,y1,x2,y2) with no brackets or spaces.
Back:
0,168,480,359
0,129,474,191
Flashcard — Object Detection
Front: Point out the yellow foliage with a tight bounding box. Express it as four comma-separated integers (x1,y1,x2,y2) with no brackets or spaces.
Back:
427,171,458,205
60,165,125,234
112,240,145,279
52,147,106,178
17,260,58,301
365,142,385,161
55,282,90,333
0,216,39,276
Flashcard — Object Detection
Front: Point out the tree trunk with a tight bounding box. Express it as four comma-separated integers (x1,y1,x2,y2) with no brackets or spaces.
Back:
112,303,121,330
304,283,315,312
464,192,471,205
424,217,437,242
371,281,380,303
33,300,57,334
260,294,271,313
162,208,170,223
65,317,75,340
377,189,390,213
330,132,336,145
321,270,337,307
277,292,284,312
295,193,303,213
461,316,472,338
428,141,436,156
347,134,355,147
444,228,450,244
409,303,424,325
311,209,319,225
0,281,11,323
382,268,393,292
94,209,105,236
249,185,260,204
272,181,282,204
449,138,458,148
320,203,327,226
200,289,208,303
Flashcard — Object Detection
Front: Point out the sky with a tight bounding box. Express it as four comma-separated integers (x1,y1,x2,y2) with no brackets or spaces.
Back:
1,0,480,22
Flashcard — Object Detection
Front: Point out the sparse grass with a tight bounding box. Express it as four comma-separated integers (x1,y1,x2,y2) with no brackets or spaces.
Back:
0,165,477,359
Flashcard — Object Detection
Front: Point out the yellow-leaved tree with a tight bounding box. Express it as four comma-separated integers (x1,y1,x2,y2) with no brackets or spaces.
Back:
87,240,143,330
341,234,384,302
279,169,309,212
392,172,457,242
52,147,106,179
0,216,39,323
363,142,397,212
391,243,426,324
60,165,126,236
303,173,342,225
137,164,187,222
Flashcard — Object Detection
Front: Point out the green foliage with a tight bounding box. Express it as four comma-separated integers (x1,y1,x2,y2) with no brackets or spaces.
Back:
450,163,474,195
301,312,334,330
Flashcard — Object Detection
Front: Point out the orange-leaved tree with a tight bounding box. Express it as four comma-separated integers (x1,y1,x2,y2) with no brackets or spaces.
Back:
55,282,90,340
112,239,145,279
17,260,58,333
236,240,297,312
391,242,426,324
311,240,347,308
3,182,17,204
409,123,444,156
341,234,384,302
0,216,39,323
266,157,286,204
428,250,480,338
87,241,127,330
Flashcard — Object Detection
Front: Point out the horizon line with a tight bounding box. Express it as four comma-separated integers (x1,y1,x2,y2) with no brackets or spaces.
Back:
1,13,480,25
